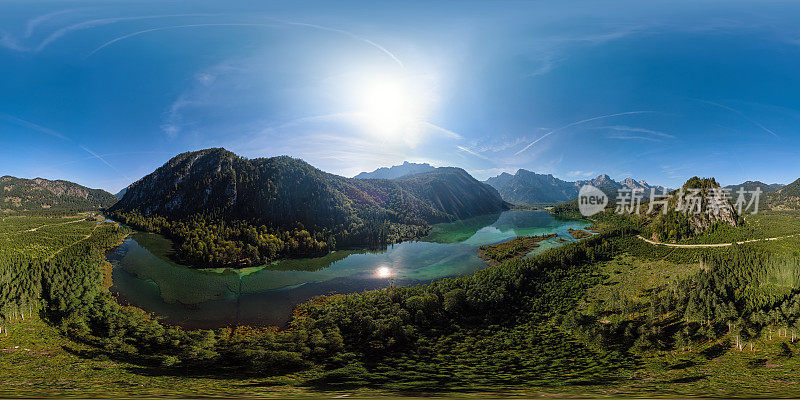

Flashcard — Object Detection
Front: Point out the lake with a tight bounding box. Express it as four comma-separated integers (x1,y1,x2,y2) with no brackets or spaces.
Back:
106,210,590,329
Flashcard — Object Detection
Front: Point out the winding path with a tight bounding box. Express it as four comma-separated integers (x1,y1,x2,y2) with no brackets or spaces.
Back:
45,223,100,261
636,234,800,248
25,218,86,233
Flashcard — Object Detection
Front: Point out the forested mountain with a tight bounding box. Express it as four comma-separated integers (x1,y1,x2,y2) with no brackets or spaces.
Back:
353,161,435,179
723,180,783,211
645,177,740,242
725,180,784,194
0,176,117,213
109,148,507,267
778,178,800,197
484,169,664,205
768,177,800,209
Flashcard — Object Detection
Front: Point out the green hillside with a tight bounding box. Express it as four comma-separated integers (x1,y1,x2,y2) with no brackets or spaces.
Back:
768,178,800,209
0,176,117,214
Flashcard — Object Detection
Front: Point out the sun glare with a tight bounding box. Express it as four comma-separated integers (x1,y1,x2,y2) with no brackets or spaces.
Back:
357,75,427,141
375,265,392,278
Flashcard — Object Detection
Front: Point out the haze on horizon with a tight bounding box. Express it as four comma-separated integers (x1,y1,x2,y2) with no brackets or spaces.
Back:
1,0,799,193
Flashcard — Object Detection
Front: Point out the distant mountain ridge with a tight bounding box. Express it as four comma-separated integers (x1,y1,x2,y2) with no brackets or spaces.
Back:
724,181,784,194
0,175,117,212
767,178,800,209
777,178,800,197
354,161,436,179
110,148,507,267
114,187,128,199
484,169,665,205
484,170,578,205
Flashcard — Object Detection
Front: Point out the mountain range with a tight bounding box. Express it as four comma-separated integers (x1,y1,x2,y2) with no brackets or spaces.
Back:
767,178,800,209
0,175,117,213
353,161,436,179
483,169,666,205
112,149,506,224
724,180,785,194
109,148,507,267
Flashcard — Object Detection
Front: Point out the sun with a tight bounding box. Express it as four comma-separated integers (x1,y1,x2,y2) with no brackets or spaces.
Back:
357,75,426,140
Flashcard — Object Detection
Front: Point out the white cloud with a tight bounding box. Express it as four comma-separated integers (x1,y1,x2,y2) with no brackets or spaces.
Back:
24,9,77,38
36,14,215,52
195,72,216,86
0,31,25,51
568,170,597,178
515,111,656,156
595,125,676,140
519,24,645,78
456,145,490,160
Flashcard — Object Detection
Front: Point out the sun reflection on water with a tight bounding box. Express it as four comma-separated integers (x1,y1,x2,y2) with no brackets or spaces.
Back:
375,265,392,278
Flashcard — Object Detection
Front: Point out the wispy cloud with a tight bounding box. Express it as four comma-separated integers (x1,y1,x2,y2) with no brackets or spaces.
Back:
472,134,542,153
160,94,198,138
523,52,562,77
0,113,127,179
87,23,269,57
422,122,462,139
275,19,404,69
699,100,780,139
0,12,217,53
595,125,676,139
0,113,70,141
520,24,645,78
37,14,216,52
568,170,597,178
514,111,656,155
606,135,662,142
456,145,490,160
0,9,80,51
0,31,25,51
86,18,404,69
43,151,172,170
79,145,130,180
24,9,77,38
661,163,692,179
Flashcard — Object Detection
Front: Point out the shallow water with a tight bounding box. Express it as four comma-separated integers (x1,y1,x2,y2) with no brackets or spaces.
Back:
107,210,590,328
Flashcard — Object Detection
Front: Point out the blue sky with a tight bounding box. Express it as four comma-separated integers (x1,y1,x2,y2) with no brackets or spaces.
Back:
1,0,799,193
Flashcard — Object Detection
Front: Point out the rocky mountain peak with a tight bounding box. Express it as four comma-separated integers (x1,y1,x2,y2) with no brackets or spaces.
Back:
354,161,436,180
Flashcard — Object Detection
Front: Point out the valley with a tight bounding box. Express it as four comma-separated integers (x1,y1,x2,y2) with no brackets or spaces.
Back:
3,153,800,399
109,149,508,269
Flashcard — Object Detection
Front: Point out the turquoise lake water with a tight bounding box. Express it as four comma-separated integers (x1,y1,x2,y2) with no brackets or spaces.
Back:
107,210,589,328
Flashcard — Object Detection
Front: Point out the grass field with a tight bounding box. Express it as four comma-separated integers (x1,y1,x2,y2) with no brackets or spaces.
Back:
581,253,702,320
0,213,101,260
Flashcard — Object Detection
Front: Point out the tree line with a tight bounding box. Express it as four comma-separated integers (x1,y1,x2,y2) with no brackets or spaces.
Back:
109,210,429,268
